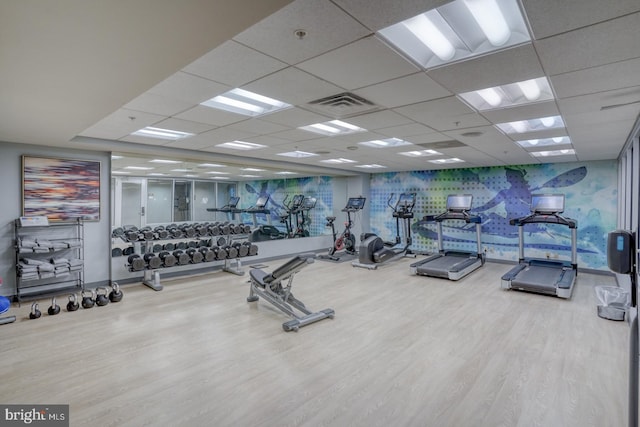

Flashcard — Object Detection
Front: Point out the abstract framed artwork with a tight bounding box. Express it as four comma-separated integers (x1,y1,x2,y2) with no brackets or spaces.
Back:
22,156,101,221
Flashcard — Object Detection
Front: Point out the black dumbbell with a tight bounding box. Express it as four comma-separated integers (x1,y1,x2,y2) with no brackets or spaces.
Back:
127,254,145,271
173,250,190,265
199,247,216,262
186,248,204,263
123,246,135,256
245,242,258,256
212,246,228,260
152,243,163,253
224,245,238,259
144,253,162,269
154,226,169,239
215,237,226,247
241,224,252,234
232,242,249,257
112,247,123,257
159,251,177,267
176,241,187,250
163,242,175,251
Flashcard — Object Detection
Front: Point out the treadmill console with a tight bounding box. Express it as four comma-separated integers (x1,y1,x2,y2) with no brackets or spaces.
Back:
607,230,635,275
530,194,564,214
228,197,240,208
255,195,270,208
396,193,416,210
345,197,366,211
446,194,473,212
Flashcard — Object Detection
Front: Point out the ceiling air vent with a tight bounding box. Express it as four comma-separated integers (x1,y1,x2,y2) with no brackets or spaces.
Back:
306,92,378,118
417,140,466,149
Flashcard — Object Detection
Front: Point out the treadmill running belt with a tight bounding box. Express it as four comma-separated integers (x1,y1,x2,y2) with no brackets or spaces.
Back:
511,264,564,295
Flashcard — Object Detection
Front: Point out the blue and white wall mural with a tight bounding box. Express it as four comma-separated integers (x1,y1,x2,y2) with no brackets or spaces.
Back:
369,161,617,271
239,176,334,236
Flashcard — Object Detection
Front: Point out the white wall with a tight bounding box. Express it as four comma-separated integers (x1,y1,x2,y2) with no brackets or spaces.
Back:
0,141,112,296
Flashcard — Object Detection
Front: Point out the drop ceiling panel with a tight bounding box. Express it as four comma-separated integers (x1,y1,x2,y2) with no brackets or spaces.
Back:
375,122,438,138
78,108,166,140
394,97,489,131
297,36,418,90
332,0,450,32
551,59,640,100
427,44,544,94
152,118,216,135
480,101,560,124
260,107,330,127
174,105,247,127
342,110,413,131
226,118,289,135
182,40,288,87
535,12,640,76
354,72,451,108
243,134,301,147
243,67,344,105
124,92,194,117
232,0,371,65
522,0,640,39
558,87,640,117
148,71,230,105
118,134,173,146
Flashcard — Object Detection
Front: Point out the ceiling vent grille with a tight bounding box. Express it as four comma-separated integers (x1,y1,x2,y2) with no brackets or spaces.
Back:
417,140,466,149
306,92,378,118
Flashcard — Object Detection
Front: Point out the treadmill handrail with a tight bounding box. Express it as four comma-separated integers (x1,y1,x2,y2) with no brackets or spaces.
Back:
422,211,480,223
510,213,577,228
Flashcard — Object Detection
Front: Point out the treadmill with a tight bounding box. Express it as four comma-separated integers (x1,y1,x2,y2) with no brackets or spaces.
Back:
206,196,242,221
410,194,484,281
500,193,577,299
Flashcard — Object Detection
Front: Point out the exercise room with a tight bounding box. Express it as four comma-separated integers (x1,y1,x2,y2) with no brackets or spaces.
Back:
1,1,640,426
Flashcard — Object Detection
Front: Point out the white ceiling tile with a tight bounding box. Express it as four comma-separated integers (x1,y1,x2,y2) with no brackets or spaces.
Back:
243,67,344,105
551,58,640,99
394,97,489,131
124,92,193,117
226,118,289,135
297,36,418,90
376,122,438,138
427,44,544,94
260,107,330,127
480,101,560,124
342,110,413,130
333,0,449,32
558,87,640,117
233,0,371,65
522,0,640,39
78,108,166,140
118,135,172,146
152,118,216,135
182,40,288,87
355,72,451,108
174,105,247,127
148,71,230,104
535,12,640,76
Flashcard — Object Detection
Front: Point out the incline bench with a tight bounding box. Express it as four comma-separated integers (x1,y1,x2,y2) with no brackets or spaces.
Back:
247,253,335,332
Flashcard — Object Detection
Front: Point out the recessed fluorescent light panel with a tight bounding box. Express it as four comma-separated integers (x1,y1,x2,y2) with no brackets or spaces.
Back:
198,163,226,168
378,0,530,69
124,166,154,170
148,173,167,176
459,77,553,111
131,127,194,140
111,155,123,160
210,176,231,180
320,158,358,164
277,151,318,158
355,164,387,169
201,88,291,117
215,141,267,151
299,120,366,136
149,159,181,164
275,171,297,175
516,136,571,149
359,137,413,148
496,116,565,134
240,175,262,178
398,149,442,157
112,171,130,175
530,149,576,157
205,171,230,175
428,158,465,164
241,168,265,172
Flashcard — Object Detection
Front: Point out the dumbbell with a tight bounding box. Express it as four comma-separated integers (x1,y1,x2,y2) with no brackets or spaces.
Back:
139,226,155,241
144,253,162,269
245,241,258,256
175,241,187,250
168,226,184,239
173,250,190,265
199,247,216,262
241,224,252,234
195,223,210,237
48,296,61,315
111,227,125,240
112,247,123,257
154,226,169,239
232,242,249,257
183,226,197,238
186,248,204,263
212,246,228,260
123,246,135,256
219,223,231,235
163,242,175,251
81,290,95,309
109,282,124,303
223,245,238,259
159,251,177,267
215,237,226,247
95,287,110,306
152,243,163,253
207,223,220,236
127,254,146,271
67,293,80,311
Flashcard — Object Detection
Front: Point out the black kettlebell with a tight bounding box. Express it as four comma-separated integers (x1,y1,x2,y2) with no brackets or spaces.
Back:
29,302,41,319
81,290,95,309
95,287,109,307
109,282,123,303
67,293,79,312
47,296,60,315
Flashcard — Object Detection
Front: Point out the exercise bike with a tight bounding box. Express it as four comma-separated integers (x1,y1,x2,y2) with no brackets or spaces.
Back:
353,192,416,270
319,196,366,261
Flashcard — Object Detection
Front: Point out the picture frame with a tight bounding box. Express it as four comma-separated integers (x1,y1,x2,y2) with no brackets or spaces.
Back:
22,156,101,221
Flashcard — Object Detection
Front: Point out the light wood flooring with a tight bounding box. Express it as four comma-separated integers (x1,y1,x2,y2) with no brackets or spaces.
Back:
0,256,629,427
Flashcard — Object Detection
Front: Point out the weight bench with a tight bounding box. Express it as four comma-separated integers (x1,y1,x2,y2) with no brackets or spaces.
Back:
247,253,335,332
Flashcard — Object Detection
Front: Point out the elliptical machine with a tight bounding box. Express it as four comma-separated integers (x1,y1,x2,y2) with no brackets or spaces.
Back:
319,197,366,261
352,193,416,270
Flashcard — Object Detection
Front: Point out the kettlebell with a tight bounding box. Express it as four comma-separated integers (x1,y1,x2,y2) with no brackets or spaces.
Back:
95,287,109,307
109,282,123,303
47,296,61,315
81,290,95,309
67,293,79,312
29,302,41,319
